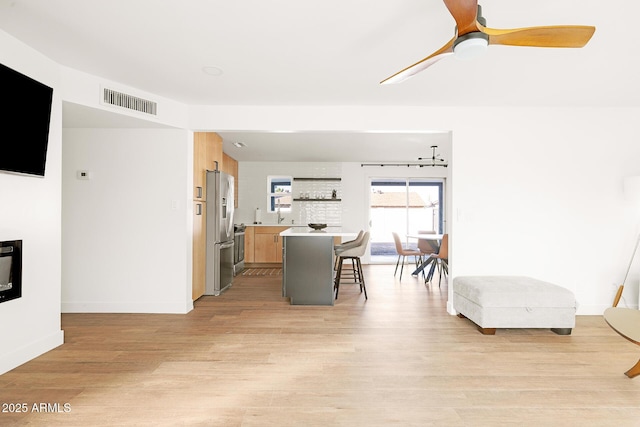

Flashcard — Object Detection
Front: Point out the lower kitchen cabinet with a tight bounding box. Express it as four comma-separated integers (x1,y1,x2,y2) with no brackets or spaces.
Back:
247,226,288,264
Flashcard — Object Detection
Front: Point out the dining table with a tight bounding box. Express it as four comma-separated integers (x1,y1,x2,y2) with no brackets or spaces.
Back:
406,233,444,281
603,307,640,378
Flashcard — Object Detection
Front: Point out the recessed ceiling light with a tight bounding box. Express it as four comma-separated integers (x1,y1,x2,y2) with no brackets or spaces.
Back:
202,66,224,76
232,141,246,148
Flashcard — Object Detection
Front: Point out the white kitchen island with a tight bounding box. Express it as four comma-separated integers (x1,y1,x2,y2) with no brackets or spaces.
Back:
280,227,357,305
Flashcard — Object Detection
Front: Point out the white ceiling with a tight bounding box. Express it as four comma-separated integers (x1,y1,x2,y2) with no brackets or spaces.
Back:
217,130,452,163
2,0,636,161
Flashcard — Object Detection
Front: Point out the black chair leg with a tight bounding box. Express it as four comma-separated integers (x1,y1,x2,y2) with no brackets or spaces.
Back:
335,256,367,300
357,257,367,299
438,260,448,287
334,257,343,299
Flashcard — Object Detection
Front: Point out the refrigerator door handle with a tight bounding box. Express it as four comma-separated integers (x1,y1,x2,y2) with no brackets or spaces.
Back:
219,240,234,250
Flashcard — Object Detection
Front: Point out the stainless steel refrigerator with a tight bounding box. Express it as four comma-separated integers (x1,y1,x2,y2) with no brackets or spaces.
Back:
205,170,235,296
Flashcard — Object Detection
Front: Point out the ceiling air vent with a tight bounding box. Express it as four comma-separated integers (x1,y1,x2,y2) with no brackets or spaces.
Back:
102,88,157,116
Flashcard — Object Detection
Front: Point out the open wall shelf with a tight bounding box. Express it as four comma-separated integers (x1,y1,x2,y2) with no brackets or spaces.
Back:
293,177,341,181
293,198,341,202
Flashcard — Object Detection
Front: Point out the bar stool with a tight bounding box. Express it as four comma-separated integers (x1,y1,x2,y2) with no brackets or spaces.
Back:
334,232,369,300
334,230,364,269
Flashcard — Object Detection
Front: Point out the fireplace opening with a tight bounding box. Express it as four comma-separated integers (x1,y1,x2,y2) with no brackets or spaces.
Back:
0,240,22,304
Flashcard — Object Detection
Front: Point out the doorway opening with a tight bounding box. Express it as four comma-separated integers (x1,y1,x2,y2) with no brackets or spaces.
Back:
369,178,444,264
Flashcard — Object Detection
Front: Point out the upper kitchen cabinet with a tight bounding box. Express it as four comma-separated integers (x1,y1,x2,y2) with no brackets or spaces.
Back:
193,133,206,200
222,152,239,208
193,132,223,201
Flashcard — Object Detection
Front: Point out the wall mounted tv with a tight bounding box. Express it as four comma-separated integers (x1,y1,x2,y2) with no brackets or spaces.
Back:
0,62,53,177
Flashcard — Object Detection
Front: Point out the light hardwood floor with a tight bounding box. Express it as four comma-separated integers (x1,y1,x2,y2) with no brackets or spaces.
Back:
1,265,640,426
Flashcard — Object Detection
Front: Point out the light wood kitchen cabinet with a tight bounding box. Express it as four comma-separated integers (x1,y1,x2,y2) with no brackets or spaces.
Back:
192,201,206,300
194,132,238,205
247,226,288,264
244,226,255,263
193,132,223,200
206,132,223,172
193,133,207,200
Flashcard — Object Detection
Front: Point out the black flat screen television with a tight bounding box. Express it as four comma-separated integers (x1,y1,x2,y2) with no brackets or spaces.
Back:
0,63,53,177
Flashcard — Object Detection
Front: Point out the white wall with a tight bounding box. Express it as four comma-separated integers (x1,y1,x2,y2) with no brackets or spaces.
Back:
62,128,193,313
0,32,64,374
449,107,640,315
60,66,190,129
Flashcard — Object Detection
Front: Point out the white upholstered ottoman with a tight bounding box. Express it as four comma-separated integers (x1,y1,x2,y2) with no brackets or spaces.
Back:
452,276,577,335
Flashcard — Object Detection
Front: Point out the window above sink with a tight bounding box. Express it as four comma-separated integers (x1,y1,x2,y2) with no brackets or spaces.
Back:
267,175,292,213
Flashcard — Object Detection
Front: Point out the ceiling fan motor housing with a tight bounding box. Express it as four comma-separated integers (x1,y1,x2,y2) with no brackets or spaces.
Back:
452,5,488,60
453,32,489,60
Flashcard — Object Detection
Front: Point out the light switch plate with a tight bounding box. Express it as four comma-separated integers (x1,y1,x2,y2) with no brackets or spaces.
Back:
76,170,92,180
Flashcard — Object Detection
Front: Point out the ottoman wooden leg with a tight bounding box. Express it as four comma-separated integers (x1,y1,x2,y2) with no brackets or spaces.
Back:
456,313,496,335
551,328,572,335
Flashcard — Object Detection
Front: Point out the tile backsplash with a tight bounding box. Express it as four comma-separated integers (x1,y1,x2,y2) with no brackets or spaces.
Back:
292,178,341,225
237,162,343,226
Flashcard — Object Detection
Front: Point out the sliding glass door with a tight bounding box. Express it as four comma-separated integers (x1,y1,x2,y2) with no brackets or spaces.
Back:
369,178,444,263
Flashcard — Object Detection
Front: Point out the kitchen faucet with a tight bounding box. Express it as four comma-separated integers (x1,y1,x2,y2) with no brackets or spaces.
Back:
277,207,284,224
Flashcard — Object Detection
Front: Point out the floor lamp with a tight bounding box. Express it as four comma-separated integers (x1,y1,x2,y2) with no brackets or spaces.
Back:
617,234,640,306
619,176,640,307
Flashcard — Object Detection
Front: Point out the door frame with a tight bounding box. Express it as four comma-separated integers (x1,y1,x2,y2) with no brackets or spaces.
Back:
366,176,446,264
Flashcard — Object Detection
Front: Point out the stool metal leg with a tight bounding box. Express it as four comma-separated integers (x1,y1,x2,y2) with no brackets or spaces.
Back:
357,257,367,299
334,256,367,300
334,257,344,299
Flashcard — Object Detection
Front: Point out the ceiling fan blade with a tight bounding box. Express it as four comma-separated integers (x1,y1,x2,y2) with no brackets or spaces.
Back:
482,25,595,48
443,0,479,35
380,38,455,85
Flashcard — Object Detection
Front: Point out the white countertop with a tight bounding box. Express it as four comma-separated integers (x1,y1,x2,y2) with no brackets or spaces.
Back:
280,227,357,237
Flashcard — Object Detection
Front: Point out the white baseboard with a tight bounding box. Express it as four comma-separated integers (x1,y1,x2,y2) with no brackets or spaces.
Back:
0,330,64,375
575,304,638,315
61,300,194,314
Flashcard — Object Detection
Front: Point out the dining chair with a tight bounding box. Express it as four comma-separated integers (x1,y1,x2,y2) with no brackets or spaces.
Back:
417,230,438,259
334,231,369,300
416,230,439,280
392,232,421,281
423,233,448,287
